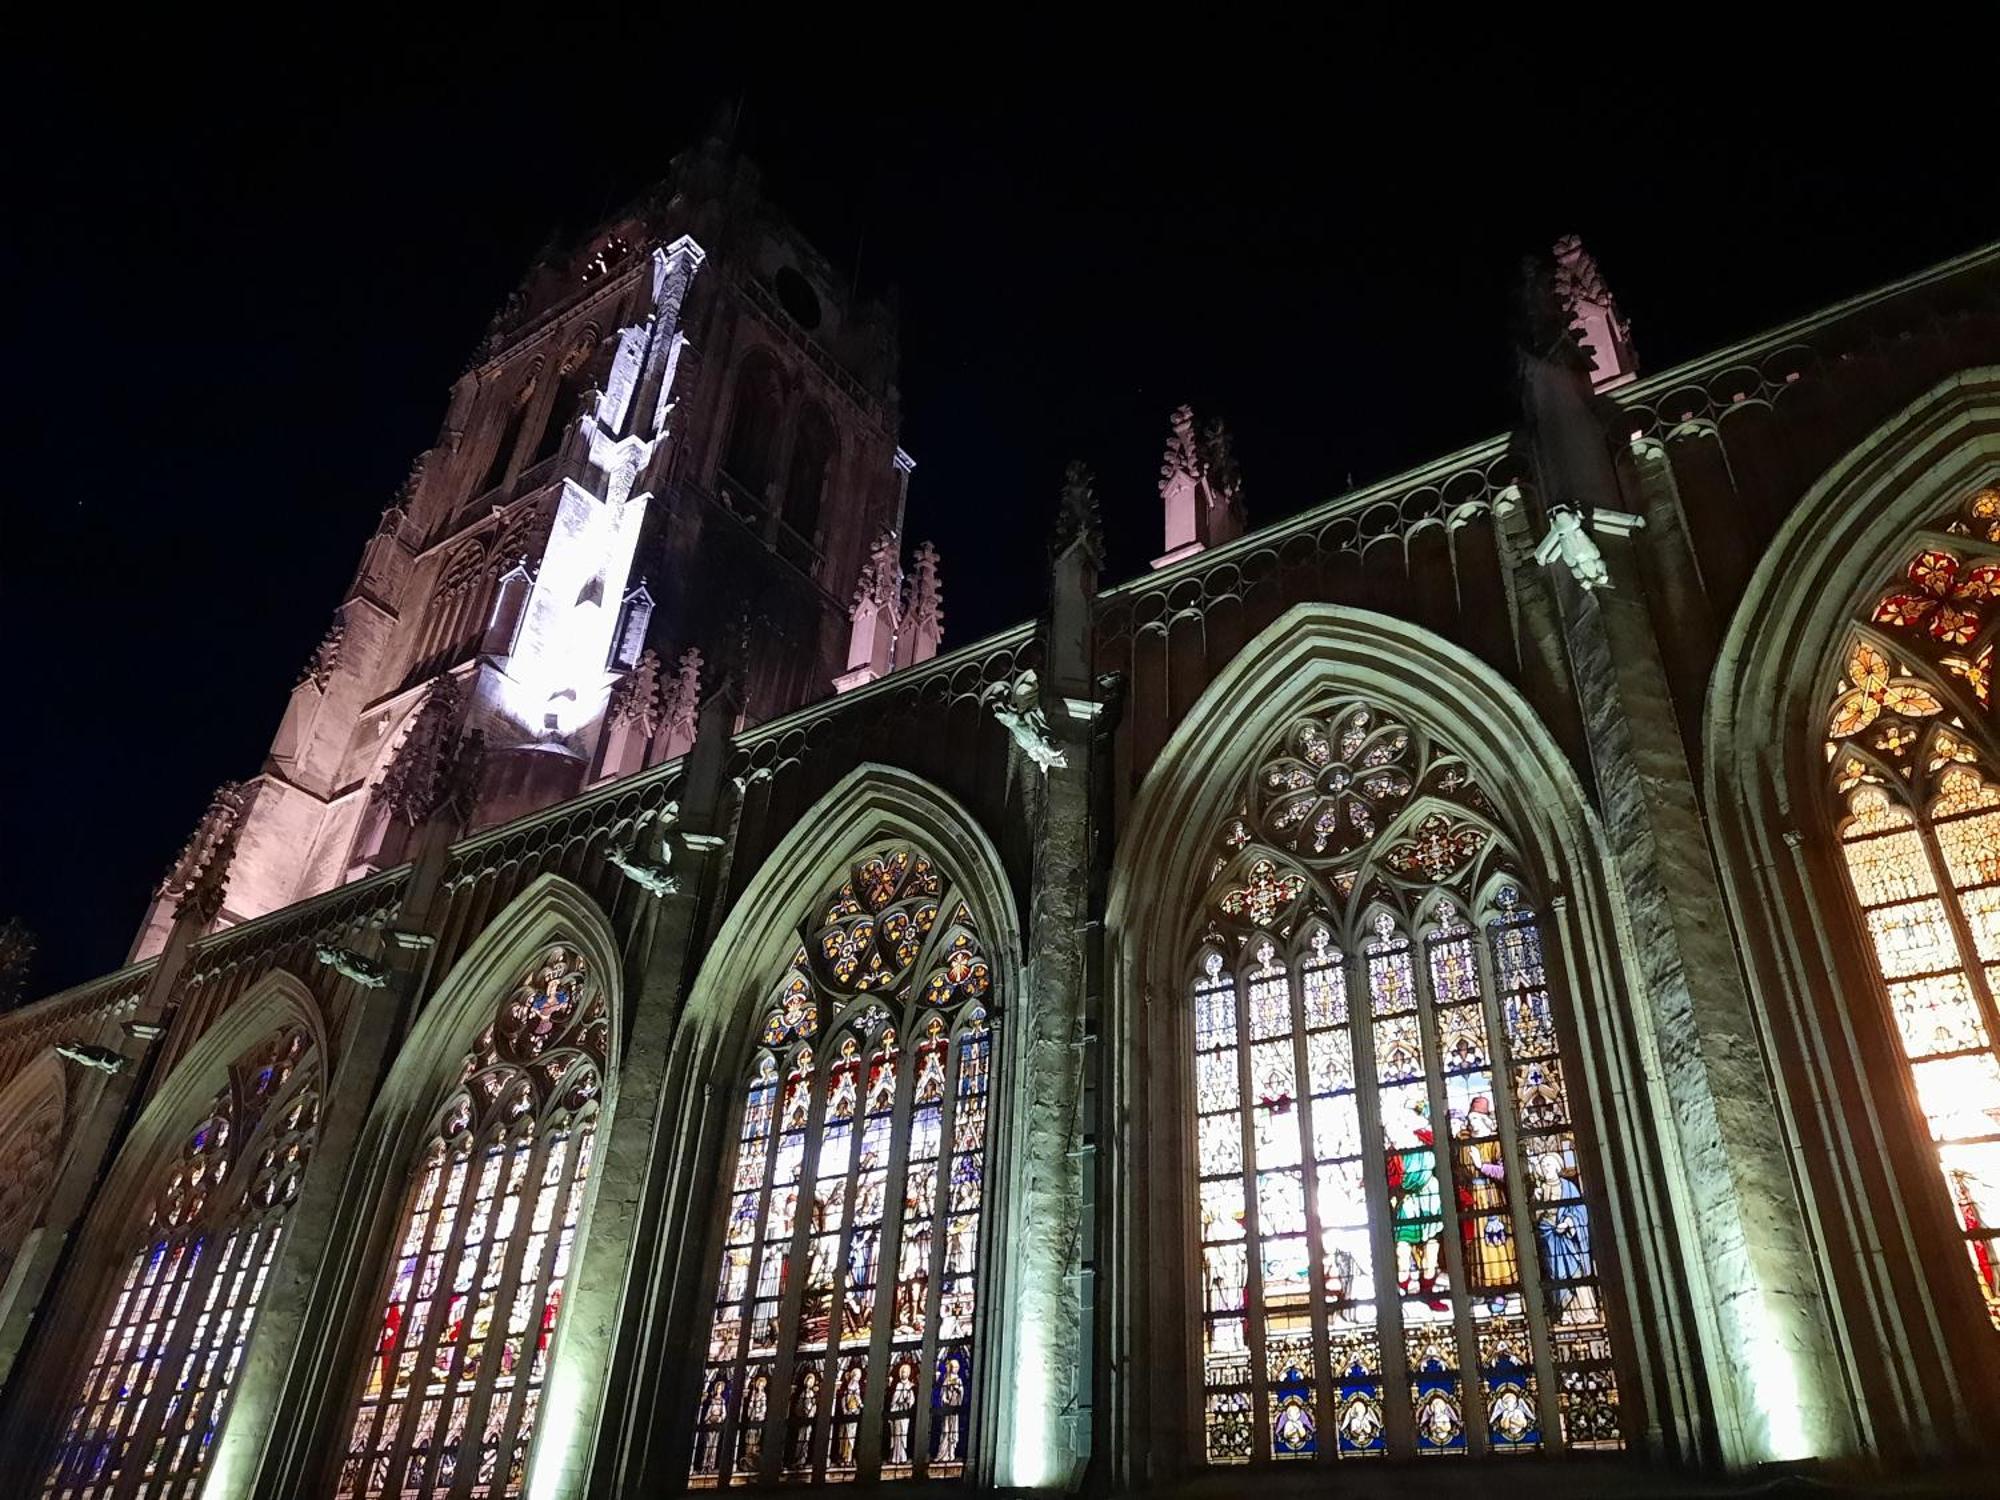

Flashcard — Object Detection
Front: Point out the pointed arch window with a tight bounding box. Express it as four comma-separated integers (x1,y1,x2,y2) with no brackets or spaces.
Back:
39,1026,319,1499
690,846,995,1488
335,944,606,1500
1190,701,1623,1465
1824,482,2000,1328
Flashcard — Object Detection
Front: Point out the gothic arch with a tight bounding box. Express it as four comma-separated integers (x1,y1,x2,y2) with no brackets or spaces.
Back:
1105,603,1711,1482
264,873,626,1499
1706,366,2000,1457
6,968,326,1495
657,763,1031,1488
719,349,788,502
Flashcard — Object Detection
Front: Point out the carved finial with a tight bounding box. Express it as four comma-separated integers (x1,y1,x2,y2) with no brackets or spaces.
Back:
481,285,530,357
394,451,429,508
1512,251,1589,372
314,943,389,989
1054,462,1102,567
903,542,944,655
298,615,346,691
375,676,473,826
159,781,251,926
1551,235,1638,392
661,648,704,746
609,649,665,737
0,918,35,1013
1197,416,1245,527
851,529,904,618
1159,405,1200,495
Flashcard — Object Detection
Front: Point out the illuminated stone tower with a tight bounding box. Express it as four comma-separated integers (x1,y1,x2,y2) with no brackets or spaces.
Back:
134,135,922,957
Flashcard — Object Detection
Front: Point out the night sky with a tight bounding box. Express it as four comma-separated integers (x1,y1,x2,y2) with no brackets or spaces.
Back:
5,31,1994,995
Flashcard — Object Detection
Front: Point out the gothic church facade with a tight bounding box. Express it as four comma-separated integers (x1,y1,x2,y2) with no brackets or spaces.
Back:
5,133,2000,1497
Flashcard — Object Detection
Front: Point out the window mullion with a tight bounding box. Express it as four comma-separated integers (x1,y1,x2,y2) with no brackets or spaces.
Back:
765,1052,834,1482
1346,942,1413,1455
1475,925,1565,1455
385,1137,485,1494
821,1034,880,1481
1287,961,1333,1464
452,1124,558,1499
1413,924,1485,1458
1920,808,2000,1049
166,1213,279,1493
485,1125,574,1498
118,1223,221,1493
912,1018,967,1476
859,1015,921,1480
714,1066,785,1487
1234,958,1272,1464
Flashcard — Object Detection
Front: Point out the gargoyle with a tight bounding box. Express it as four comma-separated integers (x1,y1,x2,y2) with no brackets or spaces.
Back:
608,807,679,897
56,1042,126,1074
314,943,390,989
1534,506,1611,592
985,669,1068,773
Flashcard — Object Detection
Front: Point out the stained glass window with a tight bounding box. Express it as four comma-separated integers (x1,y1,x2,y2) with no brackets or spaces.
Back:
1827,483,2000,1328
1193,700,1623,1464
690,846,995,1488
40,1027,318,1500
335,944,607,1500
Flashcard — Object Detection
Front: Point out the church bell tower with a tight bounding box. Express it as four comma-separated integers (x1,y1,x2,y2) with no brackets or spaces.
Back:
133,133,928,958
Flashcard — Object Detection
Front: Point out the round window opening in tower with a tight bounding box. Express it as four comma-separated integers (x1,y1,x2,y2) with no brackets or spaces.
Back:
773,267,823,331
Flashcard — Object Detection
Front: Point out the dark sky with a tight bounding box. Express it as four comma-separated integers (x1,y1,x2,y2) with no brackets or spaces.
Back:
5,28,1995,994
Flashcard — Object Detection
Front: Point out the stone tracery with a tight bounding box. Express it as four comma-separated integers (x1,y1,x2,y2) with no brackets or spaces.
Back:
690,845,995,1488
1190,698,1622,1464
1825,481,2000,1328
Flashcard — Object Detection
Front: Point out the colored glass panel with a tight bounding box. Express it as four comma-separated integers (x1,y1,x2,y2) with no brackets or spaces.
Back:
1195,699,1626,1462
41,1029,317,1500
336,946,604,1500
692,847,994,1486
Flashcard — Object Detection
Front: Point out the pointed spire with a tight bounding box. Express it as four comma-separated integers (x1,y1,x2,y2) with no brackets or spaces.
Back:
851,528,904,617
1551,235,1638,392
1197,415,1246,538
1152,406,1244,567
836,532,905,693
158,781,252,926
661,647,705,752
297,614,346,692
902,542,944,666
1054,461,1103,569
608,648,664,737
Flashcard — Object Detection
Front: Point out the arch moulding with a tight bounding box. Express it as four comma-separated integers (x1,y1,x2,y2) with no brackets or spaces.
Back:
251,872,625,1500
1705,366,2000,1459
628,762,1036,1491
1103,602,1753,1481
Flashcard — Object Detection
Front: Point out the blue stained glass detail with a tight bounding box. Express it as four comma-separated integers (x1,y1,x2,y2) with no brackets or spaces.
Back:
1272,1364,1317,1455
1335,1357,1385,1455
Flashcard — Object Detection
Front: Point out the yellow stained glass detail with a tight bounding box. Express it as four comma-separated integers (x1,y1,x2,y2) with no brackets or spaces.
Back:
1937,812,2000,888
1886,973,1990,1058
1960,887,2000,963
1865,901,1960,980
